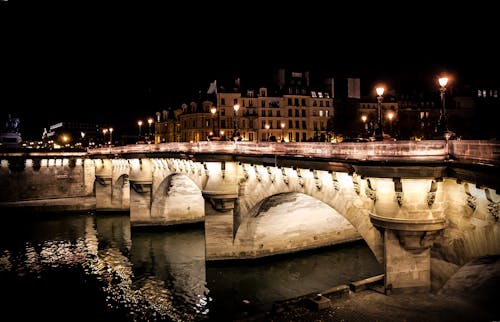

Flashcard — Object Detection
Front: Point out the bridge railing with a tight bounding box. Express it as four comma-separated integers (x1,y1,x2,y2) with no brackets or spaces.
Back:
449,140,500,165
88,140,452,161
86,140,499,164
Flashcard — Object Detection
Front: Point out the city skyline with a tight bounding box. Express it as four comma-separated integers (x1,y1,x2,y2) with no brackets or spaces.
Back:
3,5,499,139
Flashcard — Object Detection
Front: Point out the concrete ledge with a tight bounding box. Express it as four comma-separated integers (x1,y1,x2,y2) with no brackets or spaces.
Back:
306,294,331,311
349,274,384,292
321,284,350,299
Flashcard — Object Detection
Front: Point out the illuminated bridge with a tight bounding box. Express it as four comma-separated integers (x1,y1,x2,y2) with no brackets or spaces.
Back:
1,140,499,294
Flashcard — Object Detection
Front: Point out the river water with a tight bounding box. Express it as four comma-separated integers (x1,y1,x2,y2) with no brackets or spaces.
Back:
0,212,382,321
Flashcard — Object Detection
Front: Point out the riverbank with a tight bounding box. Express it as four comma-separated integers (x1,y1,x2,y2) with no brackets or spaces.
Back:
0,196,96,213
241,255,500,322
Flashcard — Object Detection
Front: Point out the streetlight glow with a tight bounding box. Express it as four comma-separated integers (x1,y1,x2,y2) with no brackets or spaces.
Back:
210,107,217,139
109,128,113,146
375,86,385,140
438,77,448,88
233,104,240,141
137,120,143,142
437,75,451,137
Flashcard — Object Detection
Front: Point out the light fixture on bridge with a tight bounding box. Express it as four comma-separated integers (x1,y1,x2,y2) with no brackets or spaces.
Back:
233,104,240,141
375,86,385,141
437,75,452,139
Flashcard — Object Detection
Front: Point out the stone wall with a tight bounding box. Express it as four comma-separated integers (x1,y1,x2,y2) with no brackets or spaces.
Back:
0,157,93,202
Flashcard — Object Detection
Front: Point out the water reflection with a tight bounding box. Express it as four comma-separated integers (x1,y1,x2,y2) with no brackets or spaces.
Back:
0,213,382,321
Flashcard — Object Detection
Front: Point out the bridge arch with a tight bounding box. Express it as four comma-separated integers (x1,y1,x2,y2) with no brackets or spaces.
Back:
234,192,365,259
235,165,384,262
151,173,204,225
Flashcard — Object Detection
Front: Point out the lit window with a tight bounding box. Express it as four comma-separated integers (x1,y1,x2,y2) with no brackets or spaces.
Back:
477,89,482,97
319,110,324,117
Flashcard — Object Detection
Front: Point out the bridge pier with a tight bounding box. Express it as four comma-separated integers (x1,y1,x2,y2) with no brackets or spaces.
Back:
129,159,154,226
370,214,445,294
94,159,113,210
203,192,238,260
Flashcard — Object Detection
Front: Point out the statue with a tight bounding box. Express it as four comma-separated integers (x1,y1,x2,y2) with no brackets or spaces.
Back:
3,114,20,133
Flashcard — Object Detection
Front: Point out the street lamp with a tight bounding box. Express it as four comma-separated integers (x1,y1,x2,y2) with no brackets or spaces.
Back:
148,118,153,143
137,120,143,141
438,76,449,136
280,122,285,142
387,112,394,135
361,115,367,137
233,104,240,141
109,128,113,146
265,124,270,142
102,128,108,146
210,106,217,139
375,86,385,141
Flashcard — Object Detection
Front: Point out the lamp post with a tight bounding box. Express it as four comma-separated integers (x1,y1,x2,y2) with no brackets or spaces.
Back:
375,87,385,141
109,128,113,146
361,115,367,137
148,118,153,143
233,104,240,141
210,106,217,139
102,128,108,146
438,76,449,136
265,124,270,142
137,120,143,142
387,112,394,135
280,122,285,142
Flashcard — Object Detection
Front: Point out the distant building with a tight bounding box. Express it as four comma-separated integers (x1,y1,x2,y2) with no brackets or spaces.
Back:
175,68,334,143
43,121,104,148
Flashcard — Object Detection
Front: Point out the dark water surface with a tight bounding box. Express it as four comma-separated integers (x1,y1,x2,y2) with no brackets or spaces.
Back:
0,212,382,321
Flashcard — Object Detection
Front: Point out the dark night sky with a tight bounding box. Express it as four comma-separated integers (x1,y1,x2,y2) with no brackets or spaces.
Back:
2,4,499,139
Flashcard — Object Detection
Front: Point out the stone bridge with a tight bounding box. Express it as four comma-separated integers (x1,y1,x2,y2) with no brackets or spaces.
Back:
1,140,499,294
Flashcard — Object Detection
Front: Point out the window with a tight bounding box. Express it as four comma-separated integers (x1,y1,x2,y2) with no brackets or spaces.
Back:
261,101,266,107
262,121,266,129
288,98,292,106
289,120,293,128
326,101,330,107
295,110,299,117
320,101,323,107
326,110,329,117
221,120,226,128
288,109,292,117
302,110,306,117
221,98,226,105
319,110,323,117
277,111,281,117
295,120,299,128
313,110,317,116
234,98,238,105
313,101,317,107
301,98,306,106
313,121,318,130
294,98,299,106
302,121,307,129
268,110,273,117
261,110,266,116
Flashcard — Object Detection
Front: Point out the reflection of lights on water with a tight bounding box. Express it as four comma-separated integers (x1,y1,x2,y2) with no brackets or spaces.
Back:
195,293,212,315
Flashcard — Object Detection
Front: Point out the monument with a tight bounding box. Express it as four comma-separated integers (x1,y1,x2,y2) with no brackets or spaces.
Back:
0,114,22,148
